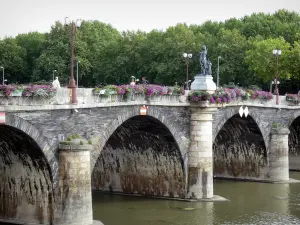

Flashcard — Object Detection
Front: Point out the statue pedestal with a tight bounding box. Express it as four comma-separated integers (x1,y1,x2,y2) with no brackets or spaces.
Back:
191,74,216,94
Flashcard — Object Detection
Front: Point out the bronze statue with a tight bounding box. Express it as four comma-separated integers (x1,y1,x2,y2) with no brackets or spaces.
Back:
199,45,212,75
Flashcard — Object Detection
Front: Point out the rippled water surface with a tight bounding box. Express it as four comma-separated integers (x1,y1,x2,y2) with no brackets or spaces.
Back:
92,172,300,225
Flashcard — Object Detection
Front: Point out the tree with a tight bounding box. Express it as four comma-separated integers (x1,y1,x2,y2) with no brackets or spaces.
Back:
15,32,45,82
289,41,300,80
77,21,121,86
245,37,291,91
0,38,27,83
0,9,300,92
33,22,72,84
33,21,92,85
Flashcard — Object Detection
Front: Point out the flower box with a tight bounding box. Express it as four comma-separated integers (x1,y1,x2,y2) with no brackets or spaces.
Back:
99,95,110,103
190,100,210,107
122,92,133,102
162,94,181,102
99,94,122,103
11,90,23,97
188,87,273,105
111,94,122,102
132,93,145,102
147,95,162,102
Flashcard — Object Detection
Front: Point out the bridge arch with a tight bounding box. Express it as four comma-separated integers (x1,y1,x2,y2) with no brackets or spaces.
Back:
213,106,269,150
213,110,268,179
288,115,300,170
5,113,55,170
91,106,187,198
0,122,54,224
91,106,189,168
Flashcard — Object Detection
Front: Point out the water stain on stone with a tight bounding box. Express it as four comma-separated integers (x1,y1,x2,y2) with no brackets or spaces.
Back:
92,116,186,198
213,115,267,179
0,125,53,224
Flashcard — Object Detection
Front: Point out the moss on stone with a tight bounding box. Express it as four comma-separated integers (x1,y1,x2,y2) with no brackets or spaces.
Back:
60,141,71,145
66,137,72,141
71,134,82,139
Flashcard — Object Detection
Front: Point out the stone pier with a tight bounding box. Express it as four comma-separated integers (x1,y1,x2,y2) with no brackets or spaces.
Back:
56,138,94,225
187,106,217,199
269,127,290,181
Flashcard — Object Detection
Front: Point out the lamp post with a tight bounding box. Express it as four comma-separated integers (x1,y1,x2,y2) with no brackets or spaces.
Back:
76,61,80,88
217,56,221,88
0,66,4,85
273,49,282,105
183,53,192,90
65,17,82,104
52,70,57,81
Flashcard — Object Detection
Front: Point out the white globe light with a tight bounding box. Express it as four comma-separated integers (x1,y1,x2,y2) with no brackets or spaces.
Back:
183,53,187,58
188,53,192,58
273,49,277,55
278,50,282,55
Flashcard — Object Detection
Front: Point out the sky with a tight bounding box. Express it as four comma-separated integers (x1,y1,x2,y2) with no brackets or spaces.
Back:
0,0,299,38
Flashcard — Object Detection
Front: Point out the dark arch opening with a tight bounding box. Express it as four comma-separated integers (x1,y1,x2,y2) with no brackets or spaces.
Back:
92,115,185,198
289,116,300,171
0,125,53,224
213,114,267,179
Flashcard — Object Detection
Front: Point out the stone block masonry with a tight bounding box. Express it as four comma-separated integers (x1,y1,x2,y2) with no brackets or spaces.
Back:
92,116,185,198
213,114,268,180
3,100,300,224
269,127,290,181
187,107,217,199
0,125,53,225
56,141,93,225
289,116,300,171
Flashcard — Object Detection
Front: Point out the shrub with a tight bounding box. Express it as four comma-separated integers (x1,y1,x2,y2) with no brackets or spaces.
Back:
0,85,17,97
188,87,273,104
168,86,184,95
188,91,210,103
286,94,299,105
22,85,56,98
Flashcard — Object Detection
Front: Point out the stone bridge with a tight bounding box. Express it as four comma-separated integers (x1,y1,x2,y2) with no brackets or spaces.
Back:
1,90,300,224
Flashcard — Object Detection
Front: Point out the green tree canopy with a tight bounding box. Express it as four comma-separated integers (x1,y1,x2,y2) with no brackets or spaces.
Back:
245,37,291,83
0,9,300,92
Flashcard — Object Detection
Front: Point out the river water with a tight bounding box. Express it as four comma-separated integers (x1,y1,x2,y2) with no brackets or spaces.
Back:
92,172,300,225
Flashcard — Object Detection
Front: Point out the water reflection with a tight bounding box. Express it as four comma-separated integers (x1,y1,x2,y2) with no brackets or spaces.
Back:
92,172,300,225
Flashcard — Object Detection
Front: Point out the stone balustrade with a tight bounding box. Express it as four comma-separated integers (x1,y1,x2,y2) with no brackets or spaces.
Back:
0,87,296,108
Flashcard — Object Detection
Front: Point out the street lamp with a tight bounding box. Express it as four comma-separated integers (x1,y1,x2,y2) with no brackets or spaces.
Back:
52,70,57,81
273,49,282,105
65,17,82,104
217,56,221,88
183,53,192,90
76,61,80,88
0,66,4,85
